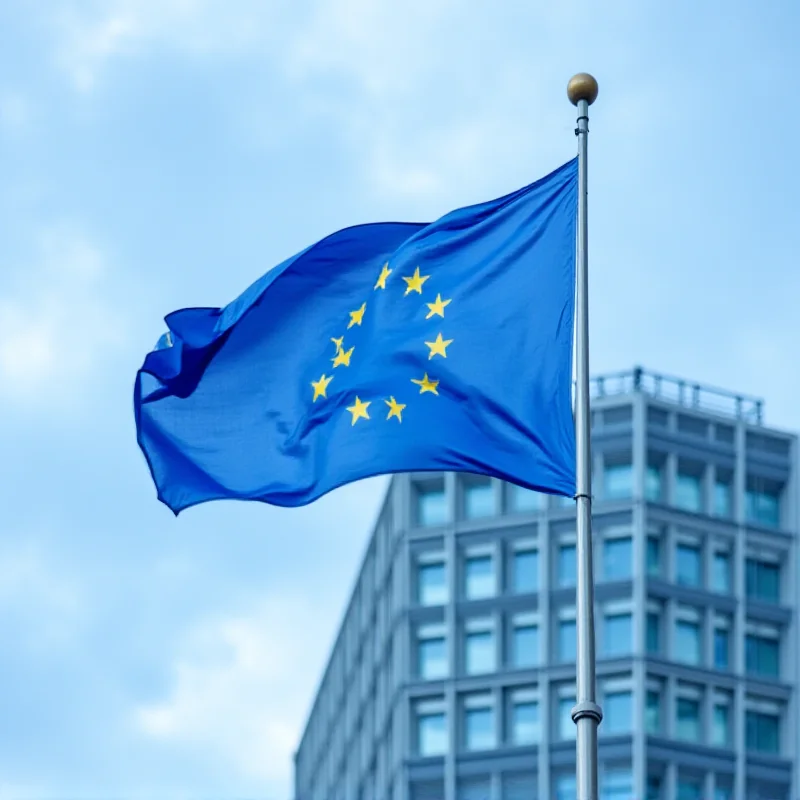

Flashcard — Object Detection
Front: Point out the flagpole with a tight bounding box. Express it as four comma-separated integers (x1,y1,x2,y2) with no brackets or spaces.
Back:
568,72,601,800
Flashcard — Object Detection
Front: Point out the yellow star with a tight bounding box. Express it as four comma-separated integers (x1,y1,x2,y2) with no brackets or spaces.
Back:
374,262,392,290
425,293,451,319
346,396,370,425
385,396,406,422
411,373,439,395
311,373,334,402
331,336,344,352
332,346,354,368
402,266,430,296
425,332,453,360
347,302,366,329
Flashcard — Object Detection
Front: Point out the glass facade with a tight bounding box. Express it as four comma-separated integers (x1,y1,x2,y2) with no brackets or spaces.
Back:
464,554,494,599
676,697,700,742
603,537,632,580
511,620,539,668
675,543,701,587
295,376,798,800
417,704,447,756
604,462,633,500
745,634,779,678
746,558,780,604
746,485,781,528
508,485,544,513
603,613,632,657
417,485,447,527
714,627,730,671
464,481,494,519
675,470,702,512
512,549,538,594
746,710,780,754
675,620,701,665
509,693,539,745
465,628,495,675
418,625,447,679
558,544,576,587
712,552,730,593
418,560,447,606
464,700,495,751
603,691,632,734
558,619,576,662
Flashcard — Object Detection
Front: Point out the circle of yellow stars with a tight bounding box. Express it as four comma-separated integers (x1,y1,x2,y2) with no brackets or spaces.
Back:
309,260,453,426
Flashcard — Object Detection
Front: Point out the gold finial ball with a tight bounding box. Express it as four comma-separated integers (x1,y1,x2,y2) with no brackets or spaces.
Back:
567,73,599,106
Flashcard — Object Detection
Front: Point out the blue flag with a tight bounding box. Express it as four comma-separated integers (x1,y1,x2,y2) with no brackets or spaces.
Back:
135,159,578,514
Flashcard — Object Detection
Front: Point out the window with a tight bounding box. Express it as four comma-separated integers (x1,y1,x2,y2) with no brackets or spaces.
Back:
603,612,632,657
676,695,701,742
464,480,494,519
509,689,539,745
464,553,495,599
746,480,781,528
556,774,576,800
464,694,495,751
712,701,730,747
675,618,701,666
416,700,447,756
456,777,490,800
558,696,576,739
647,611,661,654
603,537,632,581
603,691,632,734
713,473,733,518
417,559,447,606
746,558,780,604
714,625,730,671
677,778,702,800
604,457,633,500
417,624,447,680
675,464,703,513
558,618,576,662
511,615,539,668
746,631,780,678
601,768,633,800
512,548,538,594
646,776,662,800
646,689,660,733
558,543,576,587
646,460,663,501
746,709,780,753
410,780,444,800
646,536,661,577
501,772,537,800
676,543,701,587
417,485,447,527
508,485,545,513
714,787,732,800
465,622,495,675
712,551,730,594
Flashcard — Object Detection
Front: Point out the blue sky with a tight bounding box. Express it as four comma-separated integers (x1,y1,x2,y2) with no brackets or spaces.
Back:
1,1,799,798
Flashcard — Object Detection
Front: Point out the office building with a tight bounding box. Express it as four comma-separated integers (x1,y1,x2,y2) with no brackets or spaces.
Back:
294,367,799,800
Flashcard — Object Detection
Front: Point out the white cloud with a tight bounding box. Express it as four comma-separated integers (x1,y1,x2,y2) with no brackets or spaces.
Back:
134,591,330,792
49,0,293,91
0,225,126,406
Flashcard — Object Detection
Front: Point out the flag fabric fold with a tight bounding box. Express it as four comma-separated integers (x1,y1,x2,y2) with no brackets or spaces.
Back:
135,158,578,514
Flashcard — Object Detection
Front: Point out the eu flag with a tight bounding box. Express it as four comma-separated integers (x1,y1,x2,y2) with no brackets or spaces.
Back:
135,159,578,514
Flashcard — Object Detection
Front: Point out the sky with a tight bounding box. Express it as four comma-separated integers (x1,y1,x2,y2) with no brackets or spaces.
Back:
1,1,799,798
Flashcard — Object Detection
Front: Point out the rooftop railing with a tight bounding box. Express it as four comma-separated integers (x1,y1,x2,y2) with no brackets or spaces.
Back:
590,366,764,424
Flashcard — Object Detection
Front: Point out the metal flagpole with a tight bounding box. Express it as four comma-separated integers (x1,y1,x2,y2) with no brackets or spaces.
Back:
567,72,601,800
